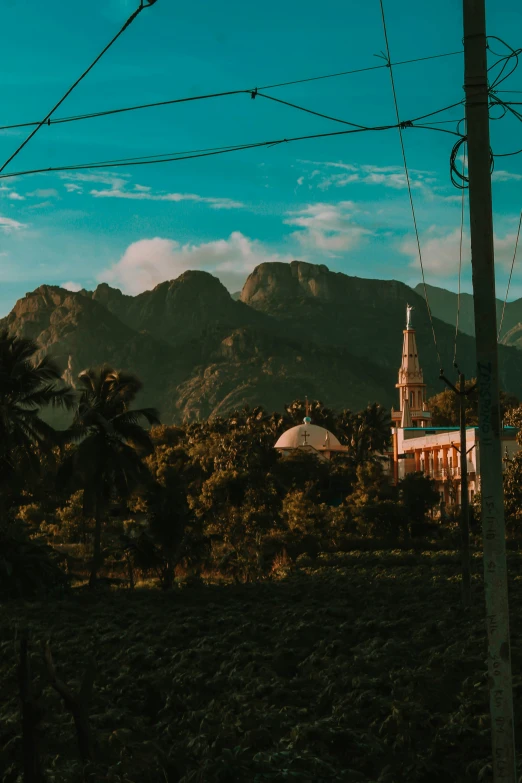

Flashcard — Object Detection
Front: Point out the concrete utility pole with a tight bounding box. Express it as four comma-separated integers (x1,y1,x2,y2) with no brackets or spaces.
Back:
440,372,475,607
463,1,517,780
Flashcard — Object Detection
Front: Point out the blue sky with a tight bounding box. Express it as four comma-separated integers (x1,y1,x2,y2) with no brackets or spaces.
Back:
0,0,521,316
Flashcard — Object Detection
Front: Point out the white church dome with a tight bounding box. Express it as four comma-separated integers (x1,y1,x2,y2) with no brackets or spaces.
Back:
275,422,343,452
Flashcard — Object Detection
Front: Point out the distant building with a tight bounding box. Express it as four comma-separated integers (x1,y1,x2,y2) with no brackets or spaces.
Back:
274,413,347,461
387,305,519,504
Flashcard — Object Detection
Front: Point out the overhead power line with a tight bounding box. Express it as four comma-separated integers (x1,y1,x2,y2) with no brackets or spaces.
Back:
453,137,467,369
0,102,466,182
0,49,464,134
0,1,158,175
378,0,443,372
498,210,522,342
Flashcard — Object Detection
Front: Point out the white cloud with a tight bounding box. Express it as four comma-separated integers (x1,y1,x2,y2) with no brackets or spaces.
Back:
61,281,83,292
0,216,26,232
0,183,25,200
284,201,371,253
400,226,520,276
90,186,244,210
492,170,522,182
296,176,304,186
27,188,59,198
299,160,438,196
299,159,358,172
494,232,522,268
361,165,401,174
61,172,130,187
400,228,470,276
318,173,360,191
99,232,293,294
64,172,244,210
28,201,54,209
60,172,130,195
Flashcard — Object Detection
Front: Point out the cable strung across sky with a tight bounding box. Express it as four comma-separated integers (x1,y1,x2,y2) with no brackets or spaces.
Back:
0,27,518,184
0,1,158,175
0,101,467,182
0,49,464,134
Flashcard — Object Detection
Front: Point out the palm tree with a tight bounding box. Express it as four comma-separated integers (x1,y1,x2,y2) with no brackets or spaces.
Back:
0,329,74,495
361,403,392,454
337,404,391,466
61,366,160,588
284,399,338,432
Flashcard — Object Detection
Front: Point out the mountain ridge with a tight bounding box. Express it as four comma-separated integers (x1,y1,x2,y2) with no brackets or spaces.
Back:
2,262,522,424
413,282,522,341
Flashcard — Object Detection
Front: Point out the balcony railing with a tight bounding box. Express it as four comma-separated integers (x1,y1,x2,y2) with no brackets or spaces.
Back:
423,465,475,479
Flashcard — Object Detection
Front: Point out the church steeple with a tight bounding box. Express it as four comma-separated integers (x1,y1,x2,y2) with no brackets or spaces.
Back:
391,304,431,428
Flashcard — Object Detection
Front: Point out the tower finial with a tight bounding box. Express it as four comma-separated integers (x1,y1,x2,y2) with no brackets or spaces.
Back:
406,303,414,329
303,396,312,425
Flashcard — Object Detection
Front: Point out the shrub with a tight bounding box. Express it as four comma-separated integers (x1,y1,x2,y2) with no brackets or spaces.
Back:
0,519,68,599
56,491,93,545
351,500,409,541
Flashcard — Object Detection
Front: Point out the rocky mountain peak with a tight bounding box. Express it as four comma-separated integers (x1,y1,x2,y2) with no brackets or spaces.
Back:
241,260,335,307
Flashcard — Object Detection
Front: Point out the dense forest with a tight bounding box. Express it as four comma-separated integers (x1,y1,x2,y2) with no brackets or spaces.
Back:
3,329,522,782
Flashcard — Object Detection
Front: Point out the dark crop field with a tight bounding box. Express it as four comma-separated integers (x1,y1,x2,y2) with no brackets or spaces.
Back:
2,550,522,782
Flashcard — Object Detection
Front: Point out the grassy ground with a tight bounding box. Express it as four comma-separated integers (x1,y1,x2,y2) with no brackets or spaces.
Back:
2,550,522,782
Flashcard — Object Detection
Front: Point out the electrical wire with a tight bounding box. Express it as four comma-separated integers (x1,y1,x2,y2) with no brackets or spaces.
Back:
409,123,463,138
0,49,464,134
378,0,442,372
450,135,494,187
487,37,522,90
453,137,467,369
254,92,463,133
494,146,522,158
0,1,156,174
254,92,368,129
0,106,466,181
498,210,522,342
257,49,463,90
450,137,469,189
0,125,403,180
489,94,522,157
0,89,250,132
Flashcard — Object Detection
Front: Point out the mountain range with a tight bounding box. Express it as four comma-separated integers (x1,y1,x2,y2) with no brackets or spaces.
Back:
2,261,522,424
414,283,522,348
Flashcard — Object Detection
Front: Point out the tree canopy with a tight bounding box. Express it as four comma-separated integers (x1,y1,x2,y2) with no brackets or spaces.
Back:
427,378,518,426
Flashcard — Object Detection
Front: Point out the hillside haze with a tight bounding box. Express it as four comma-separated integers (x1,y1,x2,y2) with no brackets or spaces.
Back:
414,282,522,343
3,261,522,424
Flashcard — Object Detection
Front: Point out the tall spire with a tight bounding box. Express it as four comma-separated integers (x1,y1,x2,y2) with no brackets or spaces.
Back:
399,304,423,383
392,304,431,428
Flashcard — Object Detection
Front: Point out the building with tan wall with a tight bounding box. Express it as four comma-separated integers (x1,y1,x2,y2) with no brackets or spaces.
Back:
387,305,519,505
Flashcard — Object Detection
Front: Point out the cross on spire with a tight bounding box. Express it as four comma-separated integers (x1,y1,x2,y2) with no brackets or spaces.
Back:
305,396,310,417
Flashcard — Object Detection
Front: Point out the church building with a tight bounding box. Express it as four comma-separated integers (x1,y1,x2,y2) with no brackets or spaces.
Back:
387,305,519,505
274,406,348,461
273,304,519,506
